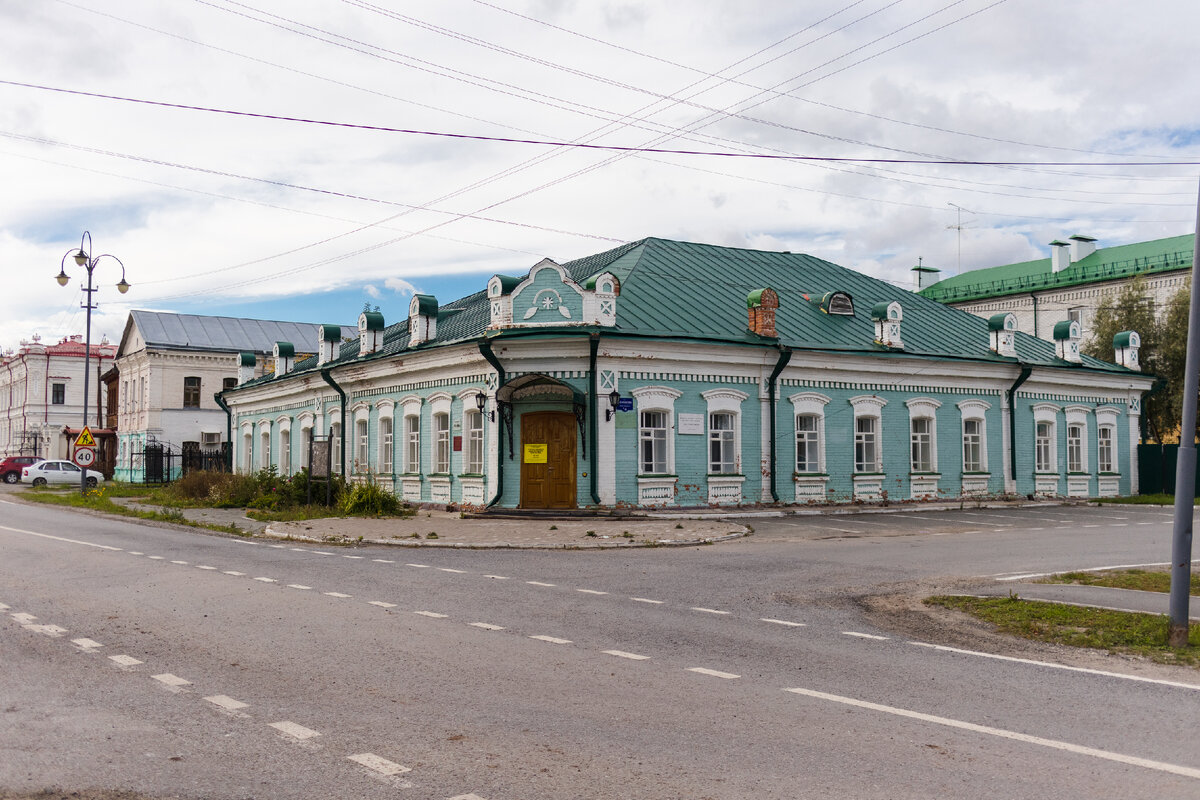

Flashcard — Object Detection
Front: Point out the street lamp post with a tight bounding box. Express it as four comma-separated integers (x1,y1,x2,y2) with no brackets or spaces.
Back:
56,231,130,495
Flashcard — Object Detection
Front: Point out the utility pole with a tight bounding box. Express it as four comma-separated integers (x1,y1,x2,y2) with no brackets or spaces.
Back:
1168,179,1200,647
947,203,974,274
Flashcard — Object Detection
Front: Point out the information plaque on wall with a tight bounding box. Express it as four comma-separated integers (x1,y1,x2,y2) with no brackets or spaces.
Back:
677,413,705,435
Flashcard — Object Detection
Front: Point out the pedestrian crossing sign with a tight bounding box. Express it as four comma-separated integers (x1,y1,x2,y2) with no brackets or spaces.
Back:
74,427,96,448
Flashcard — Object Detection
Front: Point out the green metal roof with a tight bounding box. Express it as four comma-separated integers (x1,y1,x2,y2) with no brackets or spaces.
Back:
230,237,1139,392
919,234,1193,303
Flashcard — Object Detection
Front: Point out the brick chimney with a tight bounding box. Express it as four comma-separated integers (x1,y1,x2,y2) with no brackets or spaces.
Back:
747,288,779,337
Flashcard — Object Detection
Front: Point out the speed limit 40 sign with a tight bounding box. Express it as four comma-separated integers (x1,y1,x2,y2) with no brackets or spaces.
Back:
73,447,96,468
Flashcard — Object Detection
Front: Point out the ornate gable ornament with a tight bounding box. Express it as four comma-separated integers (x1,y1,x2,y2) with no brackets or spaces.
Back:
1113,330,1141,370
988,312,1017,358
488,259,619,329
1053,319,1082,363
870,301,903,349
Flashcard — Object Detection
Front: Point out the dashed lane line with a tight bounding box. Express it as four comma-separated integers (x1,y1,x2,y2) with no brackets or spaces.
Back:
843,632,889,641
761,618,806,627
269,721,321,741
196,566,217,570
368,601,398,608
577,589,608,595
407,563,431,568
147,556,165,560
414,611,449,619
288,584,313,590
690,607,730,615
484,575,509,580
26,624,68,637
688,667,740,679
151,673,192,687
343,556,364,560
0,603,9,611
372,559,394,563
909,642,1200,691
170,560,188,565
439,567,467,574
204,695,249,711
347,752,411,776
526,581,556,587
253,577,277,583
324,592,352,598
223,571,245,576
11,612,37,623
632,597,664,604
782,686,1200,780
469,622,504,631
71,637,103,651
603,650,650,660
530,635,572,644
109,655,143,667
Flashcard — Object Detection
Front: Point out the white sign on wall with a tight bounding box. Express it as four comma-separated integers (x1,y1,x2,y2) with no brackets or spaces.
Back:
677,413,705,435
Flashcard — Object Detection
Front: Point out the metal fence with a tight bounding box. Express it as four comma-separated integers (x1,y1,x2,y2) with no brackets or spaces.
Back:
129,440,231,485
1137,443,1200,495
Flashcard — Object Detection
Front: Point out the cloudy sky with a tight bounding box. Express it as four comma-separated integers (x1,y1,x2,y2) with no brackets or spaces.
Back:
2,0,1198,352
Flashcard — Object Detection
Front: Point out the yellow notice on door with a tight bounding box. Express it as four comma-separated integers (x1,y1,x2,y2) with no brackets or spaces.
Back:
523,443,548,463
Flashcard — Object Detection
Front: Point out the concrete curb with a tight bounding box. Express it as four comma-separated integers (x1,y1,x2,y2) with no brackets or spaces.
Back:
261,524,749,549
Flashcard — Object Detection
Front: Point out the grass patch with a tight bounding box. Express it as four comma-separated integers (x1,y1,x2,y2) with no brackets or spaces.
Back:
926,594,1200,667
19,487,250,536
1039,568,1200,595
246,505,352,523
1095,493,1199,505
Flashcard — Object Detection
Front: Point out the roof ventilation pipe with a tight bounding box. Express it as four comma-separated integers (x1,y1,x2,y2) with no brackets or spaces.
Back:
1050,240,1071,273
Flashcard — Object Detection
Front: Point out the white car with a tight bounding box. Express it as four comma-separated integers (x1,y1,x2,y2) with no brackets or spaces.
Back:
22,460,104,488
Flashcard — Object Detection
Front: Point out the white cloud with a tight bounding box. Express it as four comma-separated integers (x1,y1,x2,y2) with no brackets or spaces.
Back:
384,277,419,296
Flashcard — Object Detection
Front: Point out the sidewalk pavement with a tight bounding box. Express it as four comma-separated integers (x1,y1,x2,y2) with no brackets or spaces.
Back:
973,582,1200,621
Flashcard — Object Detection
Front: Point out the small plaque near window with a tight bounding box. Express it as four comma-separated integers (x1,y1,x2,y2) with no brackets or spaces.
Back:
677,413,704,435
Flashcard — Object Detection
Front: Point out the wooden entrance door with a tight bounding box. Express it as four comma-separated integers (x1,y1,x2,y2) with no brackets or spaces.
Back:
520,411,577,509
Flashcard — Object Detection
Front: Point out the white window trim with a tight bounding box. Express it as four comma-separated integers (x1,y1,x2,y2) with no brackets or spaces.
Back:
328,411,342,474
631,386,681,476
1064,405,1090,474
376,400,395,475
789,392,829,475
905,397,941,475
457,389,486,476
1095,406,1120,475
1032,403,1061,474
429,392,453,476
257,420,272,471
956,399,990,475
399,395,423,475
850,395,887,474
702,388,747,476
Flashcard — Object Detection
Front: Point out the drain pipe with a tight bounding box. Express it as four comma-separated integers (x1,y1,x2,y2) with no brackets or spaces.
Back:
767,345,793,502
477,339,505,507
214,391,233,471
319,367,347,477
587,335,601,506
1007,363,1033,485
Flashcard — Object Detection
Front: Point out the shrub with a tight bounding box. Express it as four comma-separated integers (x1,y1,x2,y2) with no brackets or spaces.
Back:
337,481,408,516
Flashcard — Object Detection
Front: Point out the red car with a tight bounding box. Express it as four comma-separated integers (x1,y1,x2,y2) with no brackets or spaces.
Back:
0,456,39,484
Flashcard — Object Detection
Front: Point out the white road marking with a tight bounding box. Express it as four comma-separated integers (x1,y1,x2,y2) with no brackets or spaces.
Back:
128,551,143,555
287,584,312,590
269,544,286,549
688,667,739,679
253,577,277,583
204,695,249,711
783,686,1200,779
368,601,398,608
527,581,556,587
843,631,889,640
108,655,143,666
223,571,245,576
691,607,730,615
0,525,122,551
147,556,165,560
530,635,572,644
577,589,608,595
603,650,650,660
631,597,664,604
484,575,508,580
469,622,504,631
447,795,488,800
71,638,103,650
0,603,8,611
269,721,320,740
170,560,188,565
313,551,334,555
407,563,431,568
995,559,1197,582
27,624,68,637
761,618,806,627
196,565,217,570
414,611,449,618
324,592,352,598
11,613,37,623
347,752,411,776
152,673,191,687
909,642,1200,691
439,568,466,574
290,548,307,552
372,559,394,563
344,555,364,560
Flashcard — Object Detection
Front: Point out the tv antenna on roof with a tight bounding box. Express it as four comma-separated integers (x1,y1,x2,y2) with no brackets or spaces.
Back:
947,203,975,274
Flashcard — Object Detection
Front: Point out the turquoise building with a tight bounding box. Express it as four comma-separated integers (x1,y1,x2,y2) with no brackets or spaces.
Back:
220,238,1153,509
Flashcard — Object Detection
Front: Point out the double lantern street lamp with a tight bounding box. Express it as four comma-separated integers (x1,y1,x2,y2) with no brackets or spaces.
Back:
472,389,621,422
56,231,130,495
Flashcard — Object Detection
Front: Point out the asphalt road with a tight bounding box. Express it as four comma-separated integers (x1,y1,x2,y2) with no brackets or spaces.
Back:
2,498,1198,799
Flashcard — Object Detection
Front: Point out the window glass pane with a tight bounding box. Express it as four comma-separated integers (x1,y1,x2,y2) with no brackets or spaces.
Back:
911,417,933,472
1035,421,1052,472
796,414,819,473
709,412,736,473
963,419,982,472
639,411,667,473
434,413,450,473
855,417,877,472
466,411,483,474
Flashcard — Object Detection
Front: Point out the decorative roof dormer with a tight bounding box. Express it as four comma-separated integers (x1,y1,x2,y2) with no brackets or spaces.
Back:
489,259,620,330
1114,330,1141,371
238,351,256,385
487,275,522,328
318,324,342,365
358,310,384,355
819,291,854,316
746,288,779,338
871,301,903,349
1054,319,1082,363
988,312,1017,358
409,294,438,345
273,341,295,375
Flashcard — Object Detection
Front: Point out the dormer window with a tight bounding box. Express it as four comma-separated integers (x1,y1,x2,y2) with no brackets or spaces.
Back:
820,291,855,316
